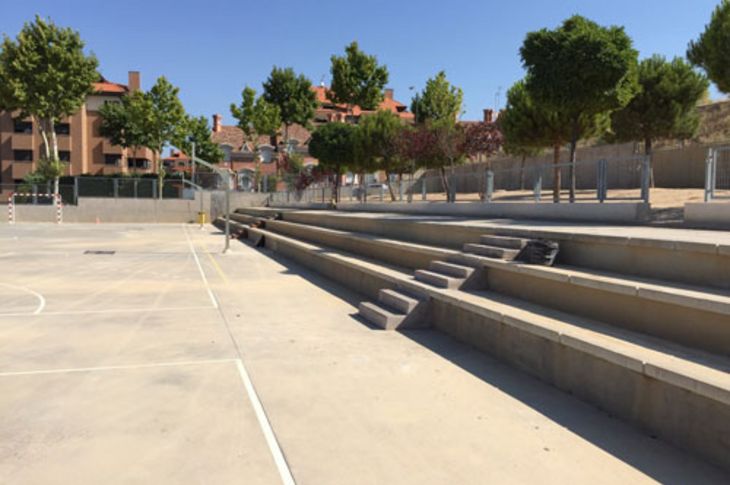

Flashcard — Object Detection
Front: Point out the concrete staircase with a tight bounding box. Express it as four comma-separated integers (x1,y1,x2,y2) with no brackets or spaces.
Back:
218,208,730,471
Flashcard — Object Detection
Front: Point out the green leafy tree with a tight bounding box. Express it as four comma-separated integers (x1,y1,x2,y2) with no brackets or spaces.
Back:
144,76,186,197
174,115,224,165
100,91,150,173
355,110,408,200
521,15,639,201
610,56,708,184
309,122,358,203
688,1,730,93
329,41,389,112
500,80,572,202
410,71,464,125
262,67,317,141
0,15,99,195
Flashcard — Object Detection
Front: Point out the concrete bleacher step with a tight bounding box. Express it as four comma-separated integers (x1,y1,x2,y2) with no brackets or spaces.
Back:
428,260,474,278
239,224,730,470
480,234,529,249
463,243,520,260
358,301,406,330
414,269,463,289
378,288,421,313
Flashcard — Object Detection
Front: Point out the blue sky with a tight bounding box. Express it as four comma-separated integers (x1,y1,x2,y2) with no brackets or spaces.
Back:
2,0,724,123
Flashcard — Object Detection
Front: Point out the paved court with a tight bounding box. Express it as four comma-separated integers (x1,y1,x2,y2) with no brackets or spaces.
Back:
0,223,726,484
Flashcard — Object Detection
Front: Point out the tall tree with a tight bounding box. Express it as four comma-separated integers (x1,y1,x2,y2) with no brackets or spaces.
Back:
262,67,317,141
230,86,281,146
688,0,730,94
329,41,389,112
355,110,408,200
521,15,639,201
99,90,151,173
174,115,224,165
0,15,99,195
500,80,572,202
145,76,187,197
610,55,708,185
308,122,358,203
410,71,464,125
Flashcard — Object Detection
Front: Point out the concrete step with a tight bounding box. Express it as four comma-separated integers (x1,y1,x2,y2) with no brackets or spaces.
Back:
242,225,730,470
429,260,475,278
480,234,529,249
414,269,463,289
463,243,520,260
358,301,406,330
378,288,421,313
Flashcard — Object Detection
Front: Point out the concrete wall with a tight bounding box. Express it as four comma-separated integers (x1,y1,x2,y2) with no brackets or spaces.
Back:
685,202,730,228
270,201,652,223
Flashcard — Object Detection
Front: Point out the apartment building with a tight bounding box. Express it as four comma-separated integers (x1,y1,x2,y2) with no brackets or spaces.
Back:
0,71,154,185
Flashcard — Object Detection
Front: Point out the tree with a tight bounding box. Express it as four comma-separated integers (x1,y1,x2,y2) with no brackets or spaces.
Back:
688,1,730,93
262,67,317,142
174,115,224,165
521,15,639,201
329,41,389,111
230,86,282,145
500,80,573,202
308,122,358,203
610,56,708,184
410,71,464,125
462,121,504,199
100,90,150,173
0,15,99,195
99,76,186,197
143,77,187,197
355,110,408,200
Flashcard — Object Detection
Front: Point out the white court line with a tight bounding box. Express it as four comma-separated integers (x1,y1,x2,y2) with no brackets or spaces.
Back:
182,224,219,309
0,358,237,378
0,282,46,315
0,305,216,318
235,359,296,485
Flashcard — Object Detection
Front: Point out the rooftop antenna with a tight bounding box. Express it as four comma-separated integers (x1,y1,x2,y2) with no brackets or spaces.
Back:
494,85,503,110
319,75,325,87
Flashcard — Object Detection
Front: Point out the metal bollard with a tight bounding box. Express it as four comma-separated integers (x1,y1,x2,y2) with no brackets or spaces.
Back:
640,155,651,204
380,184,384,201
421,179,426,201
485,170,494,203
399,180,403,201
533,171,542,202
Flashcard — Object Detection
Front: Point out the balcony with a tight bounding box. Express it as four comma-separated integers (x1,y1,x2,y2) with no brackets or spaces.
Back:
102,139,123,155
11,134,34,151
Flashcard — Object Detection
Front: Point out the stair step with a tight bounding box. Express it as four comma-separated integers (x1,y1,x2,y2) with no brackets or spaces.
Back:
429,260,475,278
378,289,421,313
480,234,529,249
414,269,463,289
358,301,406,330
463,243,520,260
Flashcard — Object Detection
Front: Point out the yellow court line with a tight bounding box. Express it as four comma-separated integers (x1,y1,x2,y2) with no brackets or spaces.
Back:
202,243,229,284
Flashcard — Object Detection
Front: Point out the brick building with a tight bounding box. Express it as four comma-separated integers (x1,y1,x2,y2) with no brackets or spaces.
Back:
0,71,154,186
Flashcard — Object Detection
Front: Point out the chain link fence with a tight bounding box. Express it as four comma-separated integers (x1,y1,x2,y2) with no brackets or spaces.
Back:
705,146,730,201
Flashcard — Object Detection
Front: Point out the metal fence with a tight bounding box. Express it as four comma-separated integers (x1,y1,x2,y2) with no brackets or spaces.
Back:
0,177,192,205
266,155,651,205
705,146,730,201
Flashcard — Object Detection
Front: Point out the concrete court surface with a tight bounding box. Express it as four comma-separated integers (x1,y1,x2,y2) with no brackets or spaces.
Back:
0,223,726,484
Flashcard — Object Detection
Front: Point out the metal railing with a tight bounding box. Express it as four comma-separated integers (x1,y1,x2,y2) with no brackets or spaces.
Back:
265,155,652,205
705,146,730,201
0,176,192,205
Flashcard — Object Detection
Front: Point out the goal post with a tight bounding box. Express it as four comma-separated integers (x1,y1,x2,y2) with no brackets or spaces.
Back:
8,192,62,224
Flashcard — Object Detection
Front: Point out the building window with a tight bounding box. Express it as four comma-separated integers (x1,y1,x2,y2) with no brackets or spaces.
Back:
13,150,33,162
58,151,71,162
56,123,71,135
127,158,150,169
104,154,121,166
13,119,33,134
221,144,233,162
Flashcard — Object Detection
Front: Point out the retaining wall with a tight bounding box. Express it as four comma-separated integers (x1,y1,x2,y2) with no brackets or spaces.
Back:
685,202,730,229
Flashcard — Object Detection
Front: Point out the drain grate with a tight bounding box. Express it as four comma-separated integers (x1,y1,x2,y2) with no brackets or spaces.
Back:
84,250,116,255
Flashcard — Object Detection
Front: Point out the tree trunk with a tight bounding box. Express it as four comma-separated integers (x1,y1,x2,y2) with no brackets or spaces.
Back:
50,120,60,196
385,170,397,201
568,131,578,203
156,152,164,200
359,171,367,203
553,144,561,203
332,171,340,204
645,137,655,188
519,154,526,191
439,166,451,202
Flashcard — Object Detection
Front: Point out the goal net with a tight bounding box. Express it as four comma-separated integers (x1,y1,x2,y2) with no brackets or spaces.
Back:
8,192,62,224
